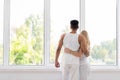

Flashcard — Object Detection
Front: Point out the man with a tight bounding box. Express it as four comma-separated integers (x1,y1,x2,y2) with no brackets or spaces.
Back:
55,20,88,80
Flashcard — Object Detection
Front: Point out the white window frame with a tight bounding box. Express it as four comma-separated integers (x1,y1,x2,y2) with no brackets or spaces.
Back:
1,0,120,70
80,0,120,70
117,0,120,69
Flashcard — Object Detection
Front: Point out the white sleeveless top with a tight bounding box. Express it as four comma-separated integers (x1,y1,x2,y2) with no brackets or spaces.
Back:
80,45,90,65
80,54,88,65
62,33,80,64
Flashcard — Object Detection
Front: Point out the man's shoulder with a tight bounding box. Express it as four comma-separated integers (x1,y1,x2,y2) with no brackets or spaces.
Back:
60,33,66,40
61,33,66,37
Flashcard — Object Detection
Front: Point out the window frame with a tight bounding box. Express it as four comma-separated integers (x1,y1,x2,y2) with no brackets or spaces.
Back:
1,0,119,70
84,0,118,66
83,0,119,69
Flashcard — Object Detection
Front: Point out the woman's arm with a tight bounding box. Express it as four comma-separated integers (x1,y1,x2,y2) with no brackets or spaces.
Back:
64,48,83,57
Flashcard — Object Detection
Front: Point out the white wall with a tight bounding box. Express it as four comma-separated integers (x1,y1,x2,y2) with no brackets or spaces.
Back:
0,69,120,80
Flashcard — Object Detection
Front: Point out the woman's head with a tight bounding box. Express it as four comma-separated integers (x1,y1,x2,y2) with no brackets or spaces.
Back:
70,20,79,30
81,30,90,57
81,30,88,38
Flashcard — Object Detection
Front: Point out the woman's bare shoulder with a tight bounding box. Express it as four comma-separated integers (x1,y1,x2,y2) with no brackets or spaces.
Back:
78,34,85,41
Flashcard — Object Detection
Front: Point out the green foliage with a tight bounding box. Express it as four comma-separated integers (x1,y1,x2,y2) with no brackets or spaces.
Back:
10,15,44,65
90,39,116,65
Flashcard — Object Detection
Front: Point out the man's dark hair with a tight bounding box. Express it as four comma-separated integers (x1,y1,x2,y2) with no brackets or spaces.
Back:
70,20,79,29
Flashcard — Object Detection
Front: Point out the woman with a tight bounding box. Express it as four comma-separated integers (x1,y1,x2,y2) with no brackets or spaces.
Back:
64,30,90,80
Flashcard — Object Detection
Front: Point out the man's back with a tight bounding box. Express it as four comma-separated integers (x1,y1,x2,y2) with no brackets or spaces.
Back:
62,33,80,64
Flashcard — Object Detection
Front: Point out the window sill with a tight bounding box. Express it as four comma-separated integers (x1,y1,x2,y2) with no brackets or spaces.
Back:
0,65,61,72
0,65,120,72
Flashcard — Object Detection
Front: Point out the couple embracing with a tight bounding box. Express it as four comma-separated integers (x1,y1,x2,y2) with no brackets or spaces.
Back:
55,20,90,80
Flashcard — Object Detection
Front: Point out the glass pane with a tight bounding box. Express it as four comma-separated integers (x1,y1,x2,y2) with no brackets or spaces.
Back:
85,0,116,65
50,0,80,63
10,0,44,65
0,0,3,64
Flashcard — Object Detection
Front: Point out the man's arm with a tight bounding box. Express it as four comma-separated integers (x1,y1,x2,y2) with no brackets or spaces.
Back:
64,48,82,57
55,33,65,68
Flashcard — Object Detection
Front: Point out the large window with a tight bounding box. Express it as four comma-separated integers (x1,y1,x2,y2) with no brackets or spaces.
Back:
85,0,116,65
10,0,44,65
0,0,3,65
1,0,119,68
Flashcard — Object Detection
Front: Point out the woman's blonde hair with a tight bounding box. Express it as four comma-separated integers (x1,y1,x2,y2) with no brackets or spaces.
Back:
81,30,90,56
